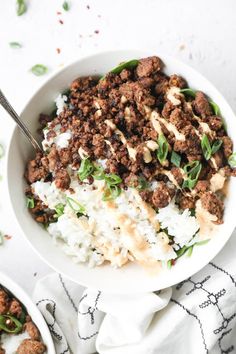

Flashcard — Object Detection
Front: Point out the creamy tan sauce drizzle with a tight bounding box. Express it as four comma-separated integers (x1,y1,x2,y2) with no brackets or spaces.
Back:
78,146,89,159
210,170,226,192
105,120,137,160
148,110,185,141
195,200,217,238
166,86,182,106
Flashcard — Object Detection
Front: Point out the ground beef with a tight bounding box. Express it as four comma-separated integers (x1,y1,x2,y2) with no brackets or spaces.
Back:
208,115,222,131
152,182,175,208
193,91,213,118
179,195,196,210
169,74,186,88
200,191,224,224
136,56,163,78
222,136,233,158
25,153,49,184
194,180,210,195
170,167,184,185
54,169,71,190
8,299,22,318
16,339,46,354
24,321,40,341
0,290,9,314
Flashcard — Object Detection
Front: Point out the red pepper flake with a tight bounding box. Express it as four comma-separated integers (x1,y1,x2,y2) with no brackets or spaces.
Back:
4,235,12,240
94,30,99,34
86,5,90,9
98,14,101,18
57,11,62,15
56,48,61,54
59,19,64,25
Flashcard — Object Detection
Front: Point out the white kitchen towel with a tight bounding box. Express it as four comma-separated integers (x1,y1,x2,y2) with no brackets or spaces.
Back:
33,237,236,354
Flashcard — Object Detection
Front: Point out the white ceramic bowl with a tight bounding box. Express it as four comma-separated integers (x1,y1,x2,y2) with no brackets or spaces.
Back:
6,50,236,293
0,271,55,353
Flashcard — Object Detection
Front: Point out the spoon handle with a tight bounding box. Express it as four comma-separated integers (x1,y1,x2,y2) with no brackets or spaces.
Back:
0,89,43,152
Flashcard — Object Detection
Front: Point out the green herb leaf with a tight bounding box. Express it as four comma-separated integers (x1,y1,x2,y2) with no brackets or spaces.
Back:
228,153,236,168
104,174,122,186
16,0,27,16
54,203,64,217
157,134,168,164
102,185,121,201
211,140,222,155
26,197,35,209
180,88,196,98
176,245,188,258
92,165,105,180
182,160,202,189
31,64,48,76
0,144,4,159
110,59,139,75
0,315,23,334
187,245,193,257
209,101,220,115
62,1,69,11
171,151,181,167
9,41,22,49
66,197,86,214
195,239,210,246
201,134,212,160
78,158,94,181
167,260,172,269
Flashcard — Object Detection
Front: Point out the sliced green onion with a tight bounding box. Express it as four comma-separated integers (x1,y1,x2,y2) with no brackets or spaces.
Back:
167,260,172,269
16,0,27,16
171,151,181,167
110,59,139,75
31,64,48,76
176,245,188,258
54,203,64,217
0,315,23,334
66,197,86,214
157,134,168,164
228,152,236,168
201,134,212,160
209,101,220,115
182,160,202,189
201,134,222,160
26,197,35,209
9,42,22,49
187,245,193,257
78,158,94,181
180,88,196,98
62,1,69,11
92,165,105,180
211,140,222,155
195,239,210,246
0,144,4,158
102,185,121,201
104,174,122,186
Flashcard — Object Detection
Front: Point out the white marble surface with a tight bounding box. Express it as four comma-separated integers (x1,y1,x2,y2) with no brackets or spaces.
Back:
0,0,236,295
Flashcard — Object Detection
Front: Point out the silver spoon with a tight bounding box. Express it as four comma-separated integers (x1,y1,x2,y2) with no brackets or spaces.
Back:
0,89,43,152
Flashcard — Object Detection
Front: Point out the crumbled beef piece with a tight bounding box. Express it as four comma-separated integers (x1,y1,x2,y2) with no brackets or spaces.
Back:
152,182,175,208
209,151,224,170
70,76,96,92
24,321,40,341
194,180,210,194
179,195,195,210
222,136,233,158
25,153,49,184
162,101,175,119
136,56,163,78
200,191,224,224
120,69,131,81
169,108,189,130
193,91,213,117
16,339,46,354
169,74,186,88
58,148,72,166
0,290,9,314
119,82,155,106
8,299,22,318
170,167,184,185
138,77,155,88
54,169,71,190
174,125,201,156
139,190,153,204
208,115,222,131
124,173,139,187
47,146,60,172
39,114,52,129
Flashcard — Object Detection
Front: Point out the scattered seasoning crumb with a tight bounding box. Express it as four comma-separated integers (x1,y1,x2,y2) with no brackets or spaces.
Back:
62,1,70,11
9,42,22,49
86,5,90,9
98,14,101,18
79,34,83,38
189,53,193,60
56,48,61,54
59,19,64,25
4,235,12,240
57,11,62,15
179,44,185,51
31,64,48,76
94,30,99,34
33,272,37,277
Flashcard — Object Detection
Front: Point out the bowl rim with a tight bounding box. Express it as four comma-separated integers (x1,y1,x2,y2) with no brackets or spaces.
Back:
0,271,55,353
5,49,236,293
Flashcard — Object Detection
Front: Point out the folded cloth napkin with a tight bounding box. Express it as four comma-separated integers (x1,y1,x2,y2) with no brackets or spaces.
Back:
33,235,236,354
